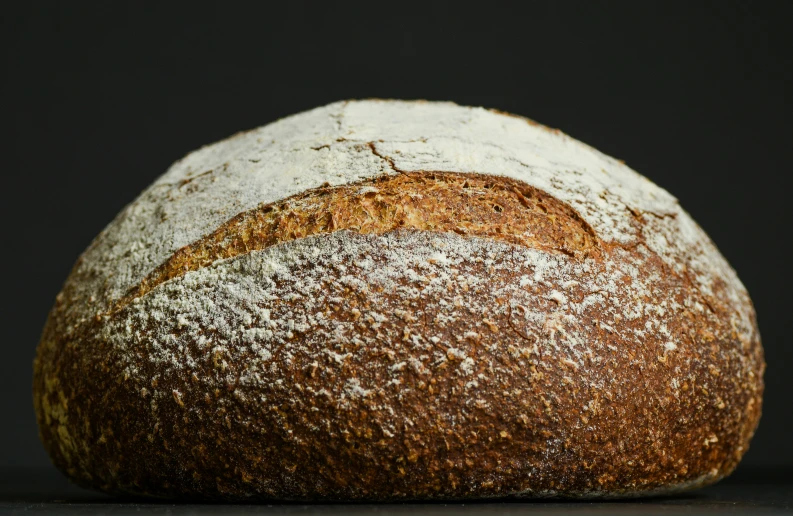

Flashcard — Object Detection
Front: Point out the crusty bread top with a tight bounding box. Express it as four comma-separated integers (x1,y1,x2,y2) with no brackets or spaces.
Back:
59,99,753,353
37,100,762,498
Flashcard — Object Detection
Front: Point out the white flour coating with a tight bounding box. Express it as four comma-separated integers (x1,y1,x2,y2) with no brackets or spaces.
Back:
97,230,748,452
41,100,763,499
65,100,750,341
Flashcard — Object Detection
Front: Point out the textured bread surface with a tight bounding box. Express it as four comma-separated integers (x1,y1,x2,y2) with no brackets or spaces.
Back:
34,100,763,500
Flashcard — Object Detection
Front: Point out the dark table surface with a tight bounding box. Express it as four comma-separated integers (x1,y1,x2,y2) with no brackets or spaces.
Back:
1,467,791,515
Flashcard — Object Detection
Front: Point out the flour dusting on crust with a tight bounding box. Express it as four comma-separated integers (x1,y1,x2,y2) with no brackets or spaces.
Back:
79,230,760,498
34,100,763,500
63,100,740,322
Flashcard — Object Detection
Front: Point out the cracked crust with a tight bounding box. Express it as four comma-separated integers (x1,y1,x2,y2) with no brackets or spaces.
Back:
33,100,764,500
119,170,599,312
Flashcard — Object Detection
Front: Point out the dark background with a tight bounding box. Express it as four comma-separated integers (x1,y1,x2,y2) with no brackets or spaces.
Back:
2,1,791,478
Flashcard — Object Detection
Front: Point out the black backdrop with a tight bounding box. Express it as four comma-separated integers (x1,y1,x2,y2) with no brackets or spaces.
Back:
2,1,791,473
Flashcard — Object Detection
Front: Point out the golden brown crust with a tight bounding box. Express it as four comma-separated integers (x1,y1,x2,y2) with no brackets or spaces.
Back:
121,170,599,311
33,169,764,501
31,94,763,502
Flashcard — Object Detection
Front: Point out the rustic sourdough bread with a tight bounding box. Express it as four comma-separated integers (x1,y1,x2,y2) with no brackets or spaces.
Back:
33,100,764,500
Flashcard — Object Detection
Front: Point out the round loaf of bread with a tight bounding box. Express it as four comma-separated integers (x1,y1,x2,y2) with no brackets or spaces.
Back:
34,100,764,500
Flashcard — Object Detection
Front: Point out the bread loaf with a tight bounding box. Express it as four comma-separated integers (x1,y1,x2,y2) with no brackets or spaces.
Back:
33,100,764,500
